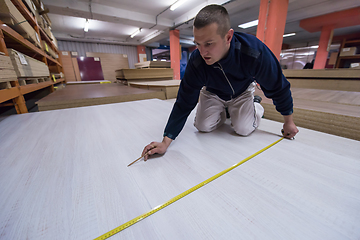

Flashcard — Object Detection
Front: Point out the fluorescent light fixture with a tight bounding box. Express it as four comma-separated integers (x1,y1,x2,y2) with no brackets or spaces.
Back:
283,33,296,38
84,19,89,32
310,45,319,48
140,30,164,43
179,39,195,45
238,19,258,29
130,28,141,38
170,0,188,11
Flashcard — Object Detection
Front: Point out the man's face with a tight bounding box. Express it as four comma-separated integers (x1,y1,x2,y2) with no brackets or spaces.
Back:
193,23,233,65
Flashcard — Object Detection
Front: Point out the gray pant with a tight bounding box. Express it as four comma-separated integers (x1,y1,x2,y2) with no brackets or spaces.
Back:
194,82,264,136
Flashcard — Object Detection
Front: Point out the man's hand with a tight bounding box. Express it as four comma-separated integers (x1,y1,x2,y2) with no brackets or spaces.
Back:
142,136,173,161
282,114,299,139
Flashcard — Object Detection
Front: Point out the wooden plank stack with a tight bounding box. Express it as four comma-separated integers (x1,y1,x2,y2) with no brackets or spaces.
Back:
7,48,50,78
116,68,173,82
256,69,360,141
0,54,17,90
128,80,180,99
283,69,360,91
135,61,171,69
0,0,41,48
36,83,166,111
86,52,129,82
41,41,57,59
59,51,80,82
23,0,55,43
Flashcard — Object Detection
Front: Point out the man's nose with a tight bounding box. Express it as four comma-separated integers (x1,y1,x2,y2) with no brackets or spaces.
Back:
198,46,206,55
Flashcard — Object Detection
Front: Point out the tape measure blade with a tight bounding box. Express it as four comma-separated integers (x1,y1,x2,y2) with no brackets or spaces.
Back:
94,138,283,240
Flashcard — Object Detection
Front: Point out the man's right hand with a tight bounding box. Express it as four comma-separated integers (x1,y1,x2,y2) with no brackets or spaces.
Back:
142,136,173,161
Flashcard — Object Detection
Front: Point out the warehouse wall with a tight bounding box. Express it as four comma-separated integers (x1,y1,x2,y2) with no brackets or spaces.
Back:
57,41,138,69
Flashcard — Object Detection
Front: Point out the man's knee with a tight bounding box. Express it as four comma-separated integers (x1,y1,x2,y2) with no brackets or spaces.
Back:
194,119,218,132
232,123,256,136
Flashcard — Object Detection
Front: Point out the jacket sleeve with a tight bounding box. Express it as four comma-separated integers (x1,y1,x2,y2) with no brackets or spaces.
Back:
163,54,204,140
252,44,293,115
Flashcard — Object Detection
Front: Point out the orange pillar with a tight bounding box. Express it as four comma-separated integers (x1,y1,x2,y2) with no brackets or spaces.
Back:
313,25,334,69
169,29,180,80
256,0,289,59
136,45,146,63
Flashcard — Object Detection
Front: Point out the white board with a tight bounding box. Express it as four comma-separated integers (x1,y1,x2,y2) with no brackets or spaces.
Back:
0,99,359,239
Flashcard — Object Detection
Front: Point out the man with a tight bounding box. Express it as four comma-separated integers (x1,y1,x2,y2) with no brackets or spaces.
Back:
142,4,298,160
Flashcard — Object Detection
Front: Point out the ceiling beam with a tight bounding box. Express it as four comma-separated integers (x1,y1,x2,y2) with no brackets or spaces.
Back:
300,7,360,33
42,0,173,29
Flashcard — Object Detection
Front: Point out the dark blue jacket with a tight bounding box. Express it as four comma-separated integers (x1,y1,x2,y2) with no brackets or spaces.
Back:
164,32,293,140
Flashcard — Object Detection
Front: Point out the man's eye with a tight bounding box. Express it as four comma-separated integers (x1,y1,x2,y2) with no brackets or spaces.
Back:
206,43,212,46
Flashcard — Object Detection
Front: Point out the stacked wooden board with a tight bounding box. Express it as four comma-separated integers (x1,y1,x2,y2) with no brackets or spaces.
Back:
36,83,166,111
7,48,50,86
116,68,173,82
59,51,80,82
135,61,171,69
86,52,129,82
8,48,50,77
41,41,57,59
256,69,360,140
21,0,55,46
0,54,17,90
128,80,180,99
0,0,41,48
66,80,111,85
283,69,360,91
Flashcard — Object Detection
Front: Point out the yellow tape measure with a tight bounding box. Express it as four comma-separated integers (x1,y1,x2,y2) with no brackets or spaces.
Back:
94,137,283,240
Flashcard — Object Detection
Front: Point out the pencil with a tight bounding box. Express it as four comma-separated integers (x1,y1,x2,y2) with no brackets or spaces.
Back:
127,150,151,167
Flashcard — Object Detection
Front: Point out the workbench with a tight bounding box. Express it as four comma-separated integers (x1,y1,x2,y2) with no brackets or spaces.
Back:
0,99,359,239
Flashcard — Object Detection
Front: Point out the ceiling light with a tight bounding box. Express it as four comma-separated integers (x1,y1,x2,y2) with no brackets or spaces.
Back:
283,33,296,38
130,28,141,38
140,30,164,44
238,19,258,29
179,39,195,45
84,19,89,32
170,0,188,11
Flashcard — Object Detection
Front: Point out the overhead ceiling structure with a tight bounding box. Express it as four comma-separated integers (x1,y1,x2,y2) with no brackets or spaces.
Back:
43,0,360,49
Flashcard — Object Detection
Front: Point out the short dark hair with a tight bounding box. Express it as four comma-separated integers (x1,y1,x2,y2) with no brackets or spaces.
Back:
194,4,231,37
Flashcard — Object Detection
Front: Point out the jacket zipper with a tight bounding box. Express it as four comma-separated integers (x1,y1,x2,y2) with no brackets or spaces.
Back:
215,63,235,98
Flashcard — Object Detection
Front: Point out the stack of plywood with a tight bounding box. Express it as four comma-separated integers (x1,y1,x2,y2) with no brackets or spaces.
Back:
27,0,53,40
256,69,360,141
8,48,50,78
41,41,57,59
86,52,129,82
283,69,360,91
128,79,180,99
135,61,171,69
0,54,17,90
59,51,80,82
20,0,57,47
0,0,41,48
115,68,173,82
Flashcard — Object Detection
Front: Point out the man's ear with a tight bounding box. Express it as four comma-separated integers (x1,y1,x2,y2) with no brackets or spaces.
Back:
226,29,234,43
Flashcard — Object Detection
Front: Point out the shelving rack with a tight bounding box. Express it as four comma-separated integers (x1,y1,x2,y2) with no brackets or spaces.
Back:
0,0,65,114
335,38,360,69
